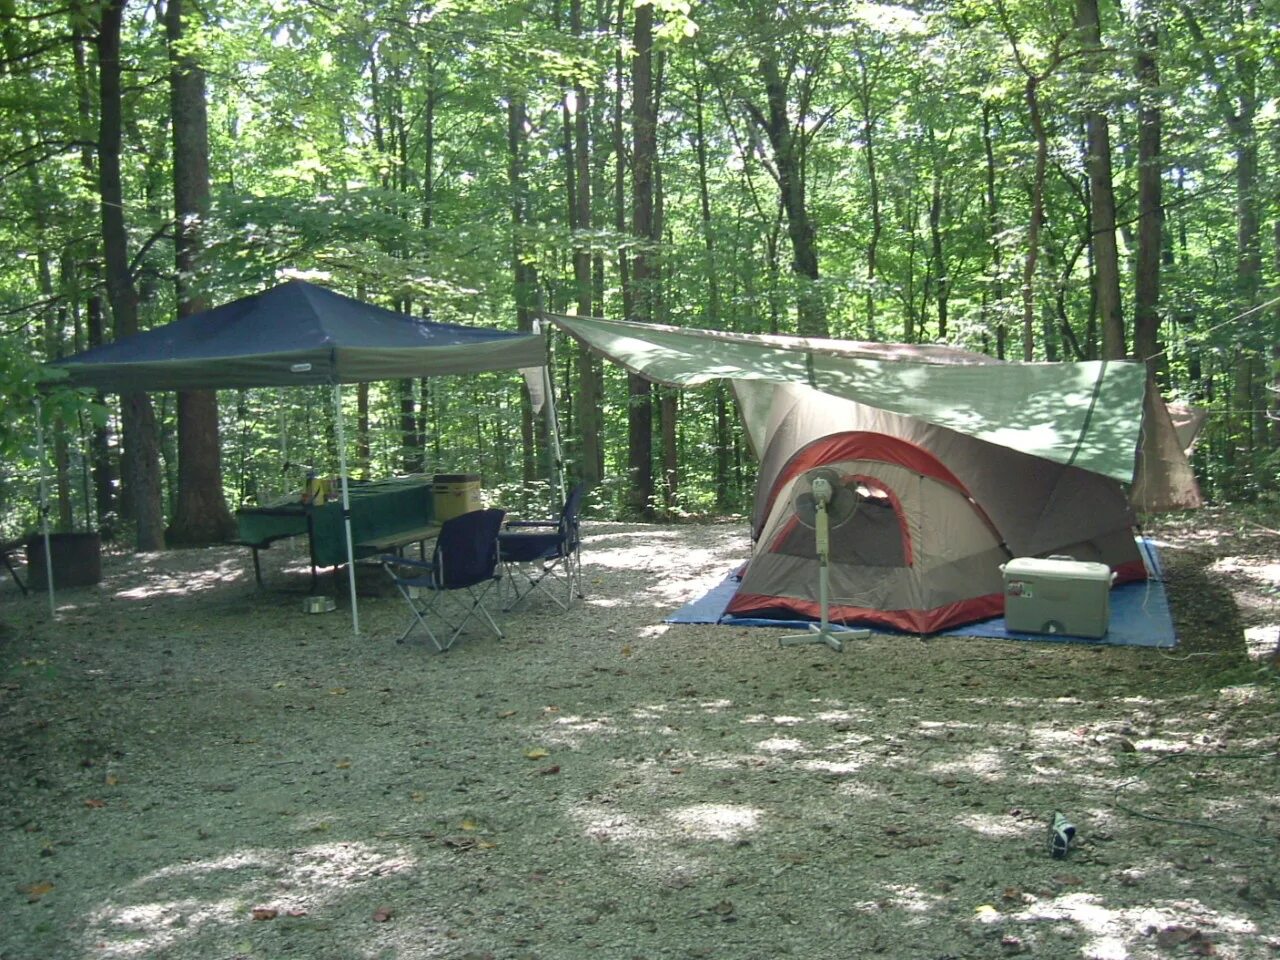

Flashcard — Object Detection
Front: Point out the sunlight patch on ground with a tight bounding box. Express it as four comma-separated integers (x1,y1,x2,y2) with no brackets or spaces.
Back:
954,811,1031,839
666,803,762,841
853,883,945,915
85,842,417,958
1014,892,1259,960
115,564,241,600
756,736,806,753
741,714,807,726
800,756,869,775
929,747,1005,780
813,708,871,723
1243,625,1278,658
1218,682,1273,704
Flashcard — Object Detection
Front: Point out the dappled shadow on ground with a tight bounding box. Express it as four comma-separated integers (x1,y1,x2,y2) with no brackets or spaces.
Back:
0,519,1276,959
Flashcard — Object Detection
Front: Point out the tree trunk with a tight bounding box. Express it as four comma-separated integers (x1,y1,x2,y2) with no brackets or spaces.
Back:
982,101,1007,359
69,9,117,528
571,0,602,490
98,0,164,551
928,131,948,340
857,56,881,339
507,96,540,485
1132,0,1164,382
756,53,825,336
1020,74,1048,361
1228,43,1261,499
1076,0,1125,360
627,0,655,519
165,0,235,545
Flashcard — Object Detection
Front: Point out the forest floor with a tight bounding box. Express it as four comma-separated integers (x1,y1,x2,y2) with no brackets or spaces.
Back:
1,505,1278,960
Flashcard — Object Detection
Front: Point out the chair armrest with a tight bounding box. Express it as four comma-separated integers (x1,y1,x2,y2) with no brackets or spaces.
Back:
504,520,558,529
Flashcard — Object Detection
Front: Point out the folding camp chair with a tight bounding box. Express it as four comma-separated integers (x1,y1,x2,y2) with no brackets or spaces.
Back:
498,484,584,611
380,508,505,651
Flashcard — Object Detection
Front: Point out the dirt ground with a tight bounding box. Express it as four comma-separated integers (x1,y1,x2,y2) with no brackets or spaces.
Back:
1,506,1277,960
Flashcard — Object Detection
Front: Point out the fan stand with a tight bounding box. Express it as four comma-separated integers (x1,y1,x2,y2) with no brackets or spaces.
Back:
780,481,869,653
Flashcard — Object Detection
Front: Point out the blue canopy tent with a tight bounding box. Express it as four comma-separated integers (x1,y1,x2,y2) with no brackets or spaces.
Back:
39,279,555,634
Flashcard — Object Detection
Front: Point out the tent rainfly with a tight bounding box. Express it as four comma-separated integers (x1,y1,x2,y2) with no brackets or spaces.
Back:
42,279,552,634
545,313,1201,635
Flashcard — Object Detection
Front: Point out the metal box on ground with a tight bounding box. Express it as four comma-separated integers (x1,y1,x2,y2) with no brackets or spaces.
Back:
433,473,482,522
26,532,102,589
1001,557,1115,639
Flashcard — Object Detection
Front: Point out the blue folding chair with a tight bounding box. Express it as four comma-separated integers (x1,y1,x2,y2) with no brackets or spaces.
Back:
381,508,505,651
498,484,584,611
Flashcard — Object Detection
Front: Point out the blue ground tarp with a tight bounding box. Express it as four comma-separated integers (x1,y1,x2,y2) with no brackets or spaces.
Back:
666,540,1176,648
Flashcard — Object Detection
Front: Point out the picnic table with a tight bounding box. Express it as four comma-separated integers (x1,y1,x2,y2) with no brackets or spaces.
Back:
235,475,439,588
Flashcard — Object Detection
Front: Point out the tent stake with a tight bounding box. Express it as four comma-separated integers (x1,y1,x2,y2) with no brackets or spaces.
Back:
333,384,359,636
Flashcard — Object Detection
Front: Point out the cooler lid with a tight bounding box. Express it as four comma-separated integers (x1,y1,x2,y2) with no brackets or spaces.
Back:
1002,557,1112,581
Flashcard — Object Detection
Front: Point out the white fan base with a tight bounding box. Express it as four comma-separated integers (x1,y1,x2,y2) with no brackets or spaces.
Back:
779,622,871,652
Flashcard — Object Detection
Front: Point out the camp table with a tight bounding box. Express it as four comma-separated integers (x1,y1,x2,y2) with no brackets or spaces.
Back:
235,474,439,589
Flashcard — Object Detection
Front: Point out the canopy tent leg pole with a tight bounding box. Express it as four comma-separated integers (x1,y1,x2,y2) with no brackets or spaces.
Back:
543,363,566,506
34,398,56,620
533,319,566,505
332,384,359,637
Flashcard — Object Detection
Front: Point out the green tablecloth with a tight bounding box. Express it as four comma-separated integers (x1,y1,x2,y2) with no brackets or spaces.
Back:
236,475,436,567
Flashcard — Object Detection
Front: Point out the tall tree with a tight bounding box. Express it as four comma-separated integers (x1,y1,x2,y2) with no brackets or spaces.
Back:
1131,0,1164,381
628,0,655,518
571,0,602,490
1075,0,1125,360
97,0,164,550
165,0,235,544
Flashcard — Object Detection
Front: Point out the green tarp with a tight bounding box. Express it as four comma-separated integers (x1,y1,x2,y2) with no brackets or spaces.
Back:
548,314,1149,484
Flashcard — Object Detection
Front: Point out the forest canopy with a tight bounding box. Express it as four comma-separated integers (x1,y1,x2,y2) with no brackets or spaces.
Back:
0,0,1276,548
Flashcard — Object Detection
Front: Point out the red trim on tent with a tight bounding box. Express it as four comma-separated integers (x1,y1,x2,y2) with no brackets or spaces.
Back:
770,432,969,510
764,431,1004,551
1113,559,1148,584
726,590,1007,635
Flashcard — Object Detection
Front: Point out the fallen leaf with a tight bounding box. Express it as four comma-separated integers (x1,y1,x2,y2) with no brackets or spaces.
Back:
104,774,119,787
524,747,550,760
621,645,633,657
285,907,308,918
83,798,106,809
329,687,347,696
335,759,351,769
410,791,426,802
252,907,278,921
459,816,479,831
538,765,561,776
18,881,54,902
497,709,517,718
372,906,393,922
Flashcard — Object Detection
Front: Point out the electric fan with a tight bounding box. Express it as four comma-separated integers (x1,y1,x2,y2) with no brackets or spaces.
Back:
779,467,870,652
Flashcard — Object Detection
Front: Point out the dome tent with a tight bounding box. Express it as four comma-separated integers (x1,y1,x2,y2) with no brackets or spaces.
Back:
726,382,1147,634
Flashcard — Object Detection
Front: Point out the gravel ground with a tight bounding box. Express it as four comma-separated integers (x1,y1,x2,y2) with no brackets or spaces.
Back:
1,510,1278,960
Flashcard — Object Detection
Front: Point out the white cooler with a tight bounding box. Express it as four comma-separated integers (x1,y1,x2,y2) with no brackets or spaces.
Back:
1000,557,1115,639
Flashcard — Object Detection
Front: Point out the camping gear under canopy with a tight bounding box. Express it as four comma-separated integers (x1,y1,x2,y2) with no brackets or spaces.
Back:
50,279,545,390
40,279,553,635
